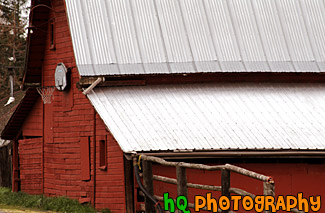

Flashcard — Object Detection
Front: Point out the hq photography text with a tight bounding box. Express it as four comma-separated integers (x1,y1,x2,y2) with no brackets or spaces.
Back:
163,192,321,212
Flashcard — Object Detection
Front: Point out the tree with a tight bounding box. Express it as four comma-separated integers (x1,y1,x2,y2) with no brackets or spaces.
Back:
0,0,29,99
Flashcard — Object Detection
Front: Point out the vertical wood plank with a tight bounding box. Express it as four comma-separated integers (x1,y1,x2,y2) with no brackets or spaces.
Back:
143,160,155,212
80,137,90,181
221,169,230,213
44,102,53,144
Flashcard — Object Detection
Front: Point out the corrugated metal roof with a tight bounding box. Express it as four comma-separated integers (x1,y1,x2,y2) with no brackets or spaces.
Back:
65,0,325,76
87,83,325,152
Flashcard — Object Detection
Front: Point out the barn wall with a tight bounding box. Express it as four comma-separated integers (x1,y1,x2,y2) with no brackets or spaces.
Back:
147,161,325,213
18,0,126,212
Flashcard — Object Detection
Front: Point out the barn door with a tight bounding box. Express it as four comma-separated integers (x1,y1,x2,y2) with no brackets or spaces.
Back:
18,138,42,194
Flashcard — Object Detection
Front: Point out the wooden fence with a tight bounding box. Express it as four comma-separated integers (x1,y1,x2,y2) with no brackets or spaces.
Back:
134,154,304,213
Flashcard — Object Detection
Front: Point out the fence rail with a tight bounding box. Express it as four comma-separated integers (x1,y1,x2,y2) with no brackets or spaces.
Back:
134,154,304,213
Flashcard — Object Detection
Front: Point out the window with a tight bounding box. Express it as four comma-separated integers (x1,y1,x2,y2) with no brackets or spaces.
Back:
49,20,55,50
99,138,107,170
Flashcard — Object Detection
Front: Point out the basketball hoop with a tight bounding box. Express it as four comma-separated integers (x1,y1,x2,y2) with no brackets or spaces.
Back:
37,86,55,104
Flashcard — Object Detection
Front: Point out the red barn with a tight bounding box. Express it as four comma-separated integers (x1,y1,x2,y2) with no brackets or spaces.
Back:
2,0,325,212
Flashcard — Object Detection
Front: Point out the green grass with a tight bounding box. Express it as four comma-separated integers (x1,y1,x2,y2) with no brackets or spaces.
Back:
0,188,110,213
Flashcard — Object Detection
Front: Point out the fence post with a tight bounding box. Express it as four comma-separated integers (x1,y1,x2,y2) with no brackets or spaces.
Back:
143,160,155,212
176,166,188,213
221,169,230,213
263,181,275,213
176,166,188,197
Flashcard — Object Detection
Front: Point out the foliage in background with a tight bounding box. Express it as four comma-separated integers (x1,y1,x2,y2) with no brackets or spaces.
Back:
0,187,111,213
0,0,29,99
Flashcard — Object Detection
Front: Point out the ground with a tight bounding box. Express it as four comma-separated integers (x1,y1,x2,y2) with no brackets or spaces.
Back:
0,205,54,213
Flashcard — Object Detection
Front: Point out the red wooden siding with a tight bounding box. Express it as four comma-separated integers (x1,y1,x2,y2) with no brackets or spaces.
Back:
19,138,42,195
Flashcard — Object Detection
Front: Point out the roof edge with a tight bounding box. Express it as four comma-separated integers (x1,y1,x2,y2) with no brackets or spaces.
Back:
132,150,325,159
1,88,39,140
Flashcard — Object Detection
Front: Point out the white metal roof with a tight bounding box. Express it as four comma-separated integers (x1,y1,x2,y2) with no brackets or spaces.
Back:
65,0,325,76
87,83,325,152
